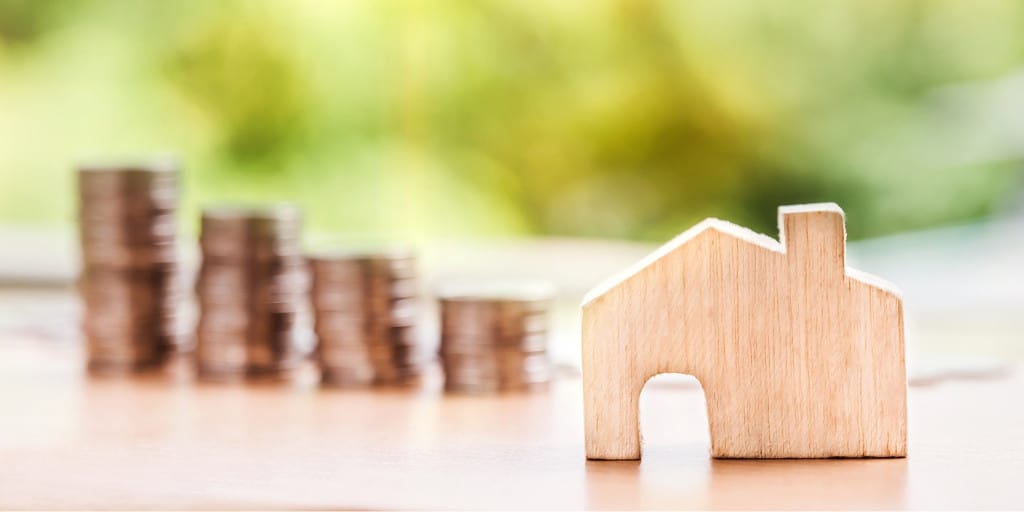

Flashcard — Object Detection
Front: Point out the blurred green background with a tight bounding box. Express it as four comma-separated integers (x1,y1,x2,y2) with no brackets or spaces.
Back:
1,0,1023,242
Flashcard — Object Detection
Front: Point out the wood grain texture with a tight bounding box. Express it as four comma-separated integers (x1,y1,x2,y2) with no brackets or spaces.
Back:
582,203,906,460
0,334,1021,509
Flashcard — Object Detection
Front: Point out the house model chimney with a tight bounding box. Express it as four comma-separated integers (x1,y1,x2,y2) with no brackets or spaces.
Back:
779,203,847,279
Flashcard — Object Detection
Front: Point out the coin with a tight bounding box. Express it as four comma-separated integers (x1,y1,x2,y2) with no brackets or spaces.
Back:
77,159,185,373
308,248,423,388
436,281,554,394
195,204,311,380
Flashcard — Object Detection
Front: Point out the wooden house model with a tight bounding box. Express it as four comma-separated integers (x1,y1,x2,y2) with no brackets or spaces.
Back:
582,203,907,459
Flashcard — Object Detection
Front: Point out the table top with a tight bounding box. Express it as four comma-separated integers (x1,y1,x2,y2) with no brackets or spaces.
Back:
1,336,1021,510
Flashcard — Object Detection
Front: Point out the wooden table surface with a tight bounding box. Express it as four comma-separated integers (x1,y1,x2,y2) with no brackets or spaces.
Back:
0,337,1021,510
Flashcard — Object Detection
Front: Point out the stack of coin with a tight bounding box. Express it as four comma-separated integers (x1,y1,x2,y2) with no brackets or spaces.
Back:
437,282,553,393
195,205,309,380
308,249,421,387
77,160,185,373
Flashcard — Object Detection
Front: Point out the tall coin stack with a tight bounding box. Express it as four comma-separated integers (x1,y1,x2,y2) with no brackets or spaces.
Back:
308,249,421,387
195,205,309,380
437,283,553,393
77,160,184,373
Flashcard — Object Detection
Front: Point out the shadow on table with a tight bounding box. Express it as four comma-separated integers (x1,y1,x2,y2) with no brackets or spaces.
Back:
582,444,712,509
708,457,908,509
583,444,908,510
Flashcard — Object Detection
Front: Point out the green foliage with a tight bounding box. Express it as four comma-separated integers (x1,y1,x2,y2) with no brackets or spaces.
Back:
167,7,313,166
0,0,1022,240
0,0,81,47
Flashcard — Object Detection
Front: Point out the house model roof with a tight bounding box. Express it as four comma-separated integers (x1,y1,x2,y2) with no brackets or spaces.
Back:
582,204,900,306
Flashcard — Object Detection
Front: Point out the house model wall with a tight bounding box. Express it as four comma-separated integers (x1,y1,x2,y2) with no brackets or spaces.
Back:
582,203,907,460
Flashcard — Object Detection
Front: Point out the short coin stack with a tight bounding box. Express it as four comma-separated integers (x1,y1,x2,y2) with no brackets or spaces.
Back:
437,282,553,393
195,205,309,380
77,160,184,373
308,249,421,387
